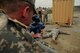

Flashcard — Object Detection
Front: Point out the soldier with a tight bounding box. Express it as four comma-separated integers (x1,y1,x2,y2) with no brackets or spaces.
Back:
38,7,43,22
42,8,48,23
0,0,36,53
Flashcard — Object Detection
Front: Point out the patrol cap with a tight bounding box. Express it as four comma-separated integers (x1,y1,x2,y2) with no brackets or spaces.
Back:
26,0,36,14
26,0,35,5
0,0,36,14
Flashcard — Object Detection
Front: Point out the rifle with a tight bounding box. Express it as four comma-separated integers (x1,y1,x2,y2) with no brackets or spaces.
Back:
3,12,57,53
23,31,57,53
14,20,57,53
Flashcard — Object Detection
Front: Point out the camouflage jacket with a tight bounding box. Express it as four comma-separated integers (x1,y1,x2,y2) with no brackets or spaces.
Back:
0,13,34,53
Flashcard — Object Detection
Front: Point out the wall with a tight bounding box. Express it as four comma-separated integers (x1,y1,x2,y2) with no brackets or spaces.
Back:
52,0,74,25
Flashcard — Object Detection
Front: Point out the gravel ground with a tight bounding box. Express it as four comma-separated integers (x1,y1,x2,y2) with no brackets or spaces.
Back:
43,7,80,53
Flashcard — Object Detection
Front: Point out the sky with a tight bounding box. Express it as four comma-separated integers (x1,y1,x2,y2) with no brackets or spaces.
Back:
35,0,80,8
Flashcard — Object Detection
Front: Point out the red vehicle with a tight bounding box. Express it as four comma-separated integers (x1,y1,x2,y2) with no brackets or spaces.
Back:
0,0,35,25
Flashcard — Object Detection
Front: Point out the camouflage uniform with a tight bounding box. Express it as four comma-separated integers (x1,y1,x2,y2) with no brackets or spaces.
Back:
0,12,34,53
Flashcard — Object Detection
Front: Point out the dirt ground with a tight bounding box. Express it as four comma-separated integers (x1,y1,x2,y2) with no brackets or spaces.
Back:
43,7,80,53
